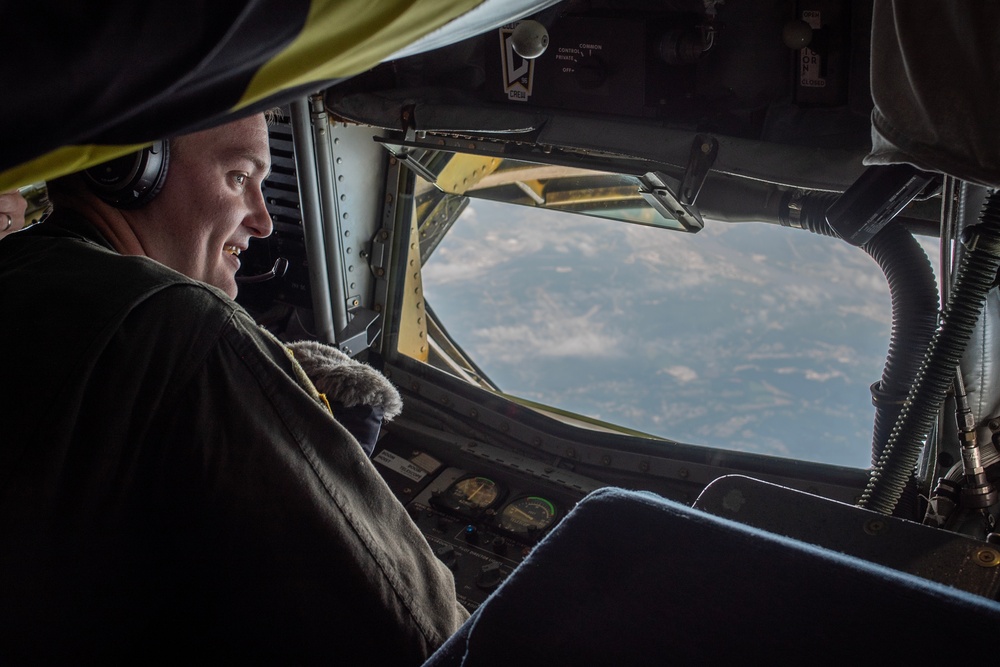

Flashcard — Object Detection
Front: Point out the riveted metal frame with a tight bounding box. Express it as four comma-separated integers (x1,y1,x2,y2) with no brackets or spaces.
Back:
290,94,392,354
372,157,432,363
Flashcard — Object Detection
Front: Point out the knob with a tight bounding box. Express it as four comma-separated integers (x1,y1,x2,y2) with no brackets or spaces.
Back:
511,20,549,59
434,544,458,570
476,562,503,591
783,19,813,50
492,536,508,556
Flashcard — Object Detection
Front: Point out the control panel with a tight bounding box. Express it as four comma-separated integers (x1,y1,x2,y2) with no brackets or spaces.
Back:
486,14,696,118
372,442,585,611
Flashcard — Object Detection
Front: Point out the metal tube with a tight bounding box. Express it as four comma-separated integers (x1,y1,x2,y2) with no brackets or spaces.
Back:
309,95,350,338
290,97,337,344
940,175,956,308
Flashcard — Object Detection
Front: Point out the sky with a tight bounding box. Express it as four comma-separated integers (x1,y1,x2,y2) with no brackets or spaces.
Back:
421,199,937,469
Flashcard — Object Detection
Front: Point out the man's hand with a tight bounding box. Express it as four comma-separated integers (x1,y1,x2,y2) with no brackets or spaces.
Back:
0,190,28,238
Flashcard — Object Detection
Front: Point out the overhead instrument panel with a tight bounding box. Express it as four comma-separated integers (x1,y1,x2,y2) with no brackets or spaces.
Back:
488,13,700,117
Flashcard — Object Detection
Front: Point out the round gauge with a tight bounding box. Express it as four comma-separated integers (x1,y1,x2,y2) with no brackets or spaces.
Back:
433,475,504,517
497,496,558,539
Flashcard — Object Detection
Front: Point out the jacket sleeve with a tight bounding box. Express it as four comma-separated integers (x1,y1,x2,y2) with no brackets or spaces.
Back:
144,292,468,664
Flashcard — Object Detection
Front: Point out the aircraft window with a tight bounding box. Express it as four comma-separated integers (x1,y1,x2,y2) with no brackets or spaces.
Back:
396,162,921,470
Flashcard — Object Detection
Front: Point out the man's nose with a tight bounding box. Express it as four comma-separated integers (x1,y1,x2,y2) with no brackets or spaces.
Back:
247,186,273,238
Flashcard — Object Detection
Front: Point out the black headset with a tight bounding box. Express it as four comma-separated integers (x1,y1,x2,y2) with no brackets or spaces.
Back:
82,140,170,209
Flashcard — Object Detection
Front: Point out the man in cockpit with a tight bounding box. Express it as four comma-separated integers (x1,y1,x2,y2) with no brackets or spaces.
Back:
0,112,467,664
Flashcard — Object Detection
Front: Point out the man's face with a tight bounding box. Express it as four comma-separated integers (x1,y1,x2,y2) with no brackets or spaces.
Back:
130,115,273,298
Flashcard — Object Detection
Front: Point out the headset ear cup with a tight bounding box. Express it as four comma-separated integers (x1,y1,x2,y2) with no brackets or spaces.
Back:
83,140,170,209
137,140,170,206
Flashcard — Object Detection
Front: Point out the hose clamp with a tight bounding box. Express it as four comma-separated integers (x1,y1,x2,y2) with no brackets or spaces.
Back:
786,190,804,229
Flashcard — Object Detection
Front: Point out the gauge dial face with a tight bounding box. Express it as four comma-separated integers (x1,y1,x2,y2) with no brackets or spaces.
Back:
497,496,558,538
452,476,501,508
435,476,503,516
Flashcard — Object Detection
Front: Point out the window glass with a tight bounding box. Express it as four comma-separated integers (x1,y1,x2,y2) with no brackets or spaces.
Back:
415,195,910,468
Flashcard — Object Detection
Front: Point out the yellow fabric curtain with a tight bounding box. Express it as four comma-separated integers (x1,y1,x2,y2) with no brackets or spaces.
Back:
0,0,483,192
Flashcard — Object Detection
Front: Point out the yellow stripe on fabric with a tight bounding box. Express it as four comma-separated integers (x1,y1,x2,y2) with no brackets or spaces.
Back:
235,0,484,110
0,0,485,191
0,143,152,193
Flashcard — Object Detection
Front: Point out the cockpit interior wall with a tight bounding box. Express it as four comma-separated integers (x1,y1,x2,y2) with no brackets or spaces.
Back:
326,0,876,193
0,0,560,192
245,0,1000,607
10,0,1000,658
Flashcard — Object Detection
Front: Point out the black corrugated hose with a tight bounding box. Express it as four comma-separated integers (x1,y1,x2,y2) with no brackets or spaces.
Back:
785,193,939,477
862,224,939,468
861,191,1000,515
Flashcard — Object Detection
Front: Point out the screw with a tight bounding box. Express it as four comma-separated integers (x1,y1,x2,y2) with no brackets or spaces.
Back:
975,548,1000,567
864,519,886,535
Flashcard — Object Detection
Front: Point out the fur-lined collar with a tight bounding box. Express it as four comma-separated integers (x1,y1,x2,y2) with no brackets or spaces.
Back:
286,340,402,419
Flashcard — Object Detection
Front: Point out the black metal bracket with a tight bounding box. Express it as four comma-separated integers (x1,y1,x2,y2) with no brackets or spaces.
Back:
638,134,718,233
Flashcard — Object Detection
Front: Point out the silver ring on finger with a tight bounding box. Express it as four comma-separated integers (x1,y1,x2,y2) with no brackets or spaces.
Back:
1,214,12,232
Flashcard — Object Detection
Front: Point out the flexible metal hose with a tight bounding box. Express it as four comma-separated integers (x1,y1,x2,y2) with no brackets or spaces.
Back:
861,191,1000,514
862,224,939,467
783,193,938,471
